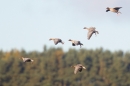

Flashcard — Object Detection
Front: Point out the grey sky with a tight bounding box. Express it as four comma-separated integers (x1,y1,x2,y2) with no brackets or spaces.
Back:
0,0,130,52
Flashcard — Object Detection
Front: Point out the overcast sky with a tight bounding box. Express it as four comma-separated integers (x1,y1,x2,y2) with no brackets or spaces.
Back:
0,0,130,52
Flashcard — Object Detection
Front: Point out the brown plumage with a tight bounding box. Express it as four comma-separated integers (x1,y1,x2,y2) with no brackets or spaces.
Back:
83,27,99,40
106,7,122,15
49,38,64,45
20,57,34,63
71,64,86,74
68,39,83,48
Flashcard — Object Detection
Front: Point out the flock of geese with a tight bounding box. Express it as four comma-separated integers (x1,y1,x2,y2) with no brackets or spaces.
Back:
49,27,99,48
20,7,122,74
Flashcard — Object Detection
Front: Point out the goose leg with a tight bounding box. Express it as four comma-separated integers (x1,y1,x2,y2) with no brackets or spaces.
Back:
119,11,122,14
117,12,121,16
80,43,83,48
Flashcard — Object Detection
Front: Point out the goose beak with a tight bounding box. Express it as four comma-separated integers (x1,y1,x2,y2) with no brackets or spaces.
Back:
83,27,87,29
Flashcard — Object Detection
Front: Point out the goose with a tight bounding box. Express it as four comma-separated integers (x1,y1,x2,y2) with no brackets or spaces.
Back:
49,38,64,45
83,27,99,40
71,64,86,74
106,7,122,15
68,39,83,48
21,57,34,63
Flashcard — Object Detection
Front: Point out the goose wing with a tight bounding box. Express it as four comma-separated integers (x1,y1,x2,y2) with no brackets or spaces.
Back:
54,39,59,45
114,7,122,10
74,65,83,74
87,30,94,40
74,66,79,74
87,27,96,40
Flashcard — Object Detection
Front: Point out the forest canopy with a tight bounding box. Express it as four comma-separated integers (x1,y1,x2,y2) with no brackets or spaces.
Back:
0,45,130,86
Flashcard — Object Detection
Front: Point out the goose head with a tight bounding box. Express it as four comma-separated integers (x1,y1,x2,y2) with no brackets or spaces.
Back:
49,38,53,41
106,7,110,12
83,27,87,29
68,39,72,41
83,27,89,30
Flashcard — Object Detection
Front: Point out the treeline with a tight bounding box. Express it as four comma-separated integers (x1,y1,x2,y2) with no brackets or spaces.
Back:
0,46,130,86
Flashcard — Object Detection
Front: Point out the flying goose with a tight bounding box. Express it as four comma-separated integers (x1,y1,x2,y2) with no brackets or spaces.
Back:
106,7,122,15
71,64,86,74
83,27,99,40
21,57,34,63
49,38,64,45
68,39,83,48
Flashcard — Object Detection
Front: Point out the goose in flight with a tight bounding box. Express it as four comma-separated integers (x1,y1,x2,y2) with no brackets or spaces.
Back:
83,27,99,40
49,38,64,45
21,57,34,63
71,64,86,74
68,39,83,48
106,7,122,15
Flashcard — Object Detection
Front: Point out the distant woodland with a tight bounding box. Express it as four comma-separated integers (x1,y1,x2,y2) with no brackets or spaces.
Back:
1,45,130,86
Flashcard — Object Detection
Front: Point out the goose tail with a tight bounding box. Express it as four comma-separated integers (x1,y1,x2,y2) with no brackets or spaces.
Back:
61,41,64,44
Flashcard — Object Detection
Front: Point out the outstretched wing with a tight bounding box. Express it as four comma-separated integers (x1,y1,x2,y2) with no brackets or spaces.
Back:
74,67,79,74
114,7,122,10
54,39,59,45
87,31,94,40
87,27,96,40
